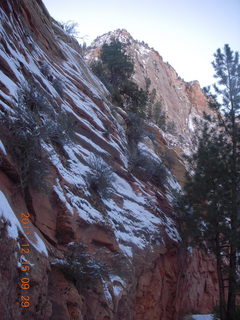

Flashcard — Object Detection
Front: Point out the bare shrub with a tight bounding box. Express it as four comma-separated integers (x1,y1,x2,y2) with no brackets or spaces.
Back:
44,112,77,148
61,21,79,37
40,62,51,79
0,79,77,190
55,244,131,291
129,152,167,188
147,160,167,188
0,110,49,191
55,244,109,290
86,155,115,199
17,82,51,114
52,77,64,97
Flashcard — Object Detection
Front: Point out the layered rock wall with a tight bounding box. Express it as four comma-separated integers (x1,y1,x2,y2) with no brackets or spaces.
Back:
0,1,218,319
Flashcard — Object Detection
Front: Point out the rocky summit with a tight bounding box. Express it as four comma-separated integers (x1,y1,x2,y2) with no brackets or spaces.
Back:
0,1,218,320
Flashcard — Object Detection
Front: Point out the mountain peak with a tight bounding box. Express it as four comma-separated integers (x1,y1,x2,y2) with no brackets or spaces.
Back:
90,28,156,52
86,29,209,137
90,28,134,48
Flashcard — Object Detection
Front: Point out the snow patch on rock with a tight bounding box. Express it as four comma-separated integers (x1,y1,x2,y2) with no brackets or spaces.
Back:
0,140,7,155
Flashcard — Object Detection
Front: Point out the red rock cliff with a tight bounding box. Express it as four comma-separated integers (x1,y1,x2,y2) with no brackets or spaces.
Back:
0,1,218,320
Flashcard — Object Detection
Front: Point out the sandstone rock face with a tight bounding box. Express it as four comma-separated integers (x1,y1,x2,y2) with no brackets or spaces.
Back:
86,29,214,154
0,2,218,320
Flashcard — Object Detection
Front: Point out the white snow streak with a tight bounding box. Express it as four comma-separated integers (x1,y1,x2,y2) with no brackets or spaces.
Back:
0,140,7,155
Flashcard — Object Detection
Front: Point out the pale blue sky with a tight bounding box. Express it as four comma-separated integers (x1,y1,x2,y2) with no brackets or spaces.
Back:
43,0,240,87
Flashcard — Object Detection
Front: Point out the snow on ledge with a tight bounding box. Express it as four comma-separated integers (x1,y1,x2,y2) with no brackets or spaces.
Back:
0,191,21,239
31,232,48,256
0,191,48,256
190,315,213,320
0,140,7,155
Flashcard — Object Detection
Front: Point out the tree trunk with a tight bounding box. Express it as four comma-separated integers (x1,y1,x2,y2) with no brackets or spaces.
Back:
226,98,238,320
216,238,227,320
226,244,237,319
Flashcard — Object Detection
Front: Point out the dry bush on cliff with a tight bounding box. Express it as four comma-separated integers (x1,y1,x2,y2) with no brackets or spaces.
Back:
55,244,109,290
129,152,167,188
60,20,79,38
17,82,52,115
55,244,131,291
86,155,115,199
0,77,77,190
0,110,49,191
57,255,109,290
52,77,64,97
40,62,51,79
44,112,77,149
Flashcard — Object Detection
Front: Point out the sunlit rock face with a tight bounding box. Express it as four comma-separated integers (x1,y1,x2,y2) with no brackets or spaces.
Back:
86,29,212,154
0,1,217,319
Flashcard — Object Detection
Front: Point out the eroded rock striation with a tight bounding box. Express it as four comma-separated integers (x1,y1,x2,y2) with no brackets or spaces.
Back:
0,1,217,319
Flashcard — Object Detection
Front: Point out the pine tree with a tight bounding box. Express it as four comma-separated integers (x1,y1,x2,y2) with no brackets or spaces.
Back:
212,44,240,320
91,38,148,116
91,38,134,95
178,44,240,320
100,38,134,89
180,117,232,320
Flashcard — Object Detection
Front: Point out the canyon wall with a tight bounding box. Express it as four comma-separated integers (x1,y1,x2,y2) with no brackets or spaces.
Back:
0,1,218,319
